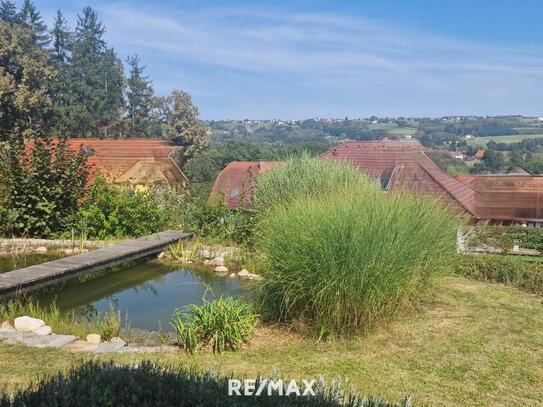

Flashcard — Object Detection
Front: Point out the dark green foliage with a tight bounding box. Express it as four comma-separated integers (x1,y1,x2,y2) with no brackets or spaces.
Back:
455,254,543,295
0,136,89,237
75,179,177,239
0,21,56,140
126,54,155,137
0,1,17,23
50,9,70,65
61,7,125,136
0,361,413,407
171,297,256,352
18,0,49,47
180,197,254,245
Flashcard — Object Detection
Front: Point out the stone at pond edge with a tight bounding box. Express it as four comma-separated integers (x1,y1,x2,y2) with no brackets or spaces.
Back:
1,321,13,329
33,325,52,336
86,333,101,344
14,316,45,332
238,269,249,278
206,256,225,267
214,265,229,273
94,338,126,353
229,273,236,279
18,334,77,348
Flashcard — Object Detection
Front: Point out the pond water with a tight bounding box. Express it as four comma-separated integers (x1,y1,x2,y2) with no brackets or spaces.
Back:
0,253,63,273
37,260,251,331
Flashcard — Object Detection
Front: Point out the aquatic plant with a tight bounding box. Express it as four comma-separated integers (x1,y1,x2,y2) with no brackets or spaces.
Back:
256,162,457,336
166,239,202,263
170,296,256,353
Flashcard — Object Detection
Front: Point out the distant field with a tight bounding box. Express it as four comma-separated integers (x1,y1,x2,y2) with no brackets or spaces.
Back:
387,128,417,136
470,134,543,145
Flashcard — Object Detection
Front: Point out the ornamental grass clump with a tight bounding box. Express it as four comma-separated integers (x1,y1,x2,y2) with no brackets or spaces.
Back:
252,153,367,214
257,174,457,336
171,297,256,353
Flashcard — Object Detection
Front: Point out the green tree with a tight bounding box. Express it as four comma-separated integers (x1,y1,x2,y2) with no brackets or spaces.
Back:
0,1,18,23
125,54,155,137
63,7,124,136
50,9,70,64
0,135,90,237
160,89,209,163
0,21,56,140
18,0,49,47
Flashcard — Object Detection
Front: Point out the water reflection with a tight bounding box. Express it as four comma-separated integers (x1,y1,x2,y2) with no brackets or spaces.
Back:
37,260,250,331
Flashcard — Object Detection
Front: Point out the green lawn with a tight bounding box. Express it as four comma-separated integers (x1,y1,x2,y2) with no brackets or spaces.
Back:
1,275,542,406
470,134,543,145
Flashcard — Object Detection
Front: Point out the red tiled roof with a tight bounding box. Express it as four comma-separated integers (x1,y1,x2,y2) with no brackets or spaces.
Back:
457,175,543,221
210,161,278,208
321,140,477,215
67,139,188,192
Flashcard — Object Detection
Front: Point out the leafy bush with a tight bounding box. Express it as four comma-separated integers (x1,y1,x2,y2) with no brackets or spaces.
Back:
170,297,256,353
257,170,457,335
179,197,255,245
0,361,414,407
0,297,121,340
75,178,179,239
252,153,365,214
0,136,89,238
455,254,543,295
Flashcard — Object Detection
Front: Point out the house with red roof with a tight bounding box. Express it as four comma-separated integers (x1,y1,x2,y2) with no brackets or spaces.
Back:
209,161,277,208
68,139,189,194
210,140,543,226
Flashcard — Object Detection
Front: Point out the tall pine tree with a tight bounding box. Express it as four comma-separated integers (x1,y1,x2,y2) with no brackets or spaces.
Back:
126,54,155,137
50,9,70,64
63,7,124,136
18,0,49,47
0,0,17,23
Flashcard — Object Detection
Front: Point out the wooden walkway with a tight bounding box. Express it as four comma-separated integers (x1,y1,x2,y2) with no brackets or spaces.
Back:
0,230,192,299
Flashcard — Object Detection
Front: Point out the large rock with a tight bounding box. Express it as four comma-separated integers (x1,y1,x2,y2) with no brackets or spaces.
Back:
86,333,101,344
33,325,52,336
214,266,229,273
18,334,77,348
206,256,225,267
94,337,126,353
238,269,250,278
1,321,13,329
14,316,45,332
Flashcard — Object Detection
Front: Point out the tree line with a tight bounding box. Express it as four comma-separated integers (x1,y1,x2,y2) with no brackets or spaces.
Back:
0,0,208,162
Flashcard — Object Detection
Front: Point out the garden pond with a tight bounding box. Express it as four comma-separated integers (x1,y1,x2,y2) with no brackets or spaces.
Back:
1,254,251,332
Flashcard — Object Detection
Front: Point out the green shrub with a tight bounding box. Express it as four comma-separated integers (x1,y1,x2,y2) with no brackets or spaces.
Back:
455,254,543,295
0,136,89,238
170,297,256,353
0,297,122,340
179,197,255,245
252,153,366,214
75,178,179,239
257,179,457,336
0,361,414,407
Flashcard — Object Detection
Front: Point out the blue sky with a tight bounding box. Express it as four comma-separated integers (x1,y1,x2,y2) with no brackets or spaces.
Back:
35,0,543,119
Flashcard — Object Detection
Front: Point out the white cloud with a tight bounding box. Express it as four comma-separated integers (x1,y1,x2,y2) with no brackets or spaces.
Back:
41,2,543,118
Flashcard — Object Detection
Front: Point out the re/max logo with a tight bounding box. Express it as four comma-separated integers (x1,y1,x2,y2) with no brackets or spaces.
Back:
228,379,316,396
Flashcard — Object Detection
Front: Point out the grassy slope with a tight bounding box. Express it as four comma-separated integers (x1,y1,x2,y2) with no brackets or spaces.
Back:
1,276,543,406
470,133,543,145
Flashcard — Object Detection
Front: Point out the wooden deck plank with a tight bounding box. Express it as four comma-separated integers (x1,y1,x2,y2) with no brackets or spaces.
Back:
0,230,191,298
